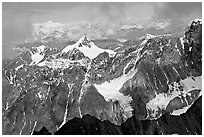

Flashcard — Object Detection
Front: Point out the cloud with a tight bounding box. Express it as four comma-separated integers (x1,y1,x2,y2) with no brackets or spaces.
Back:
98,3,127,24
87,3,157,25
2,10,32,42
2,2,202,59
2,3,50,43
153,2,202,20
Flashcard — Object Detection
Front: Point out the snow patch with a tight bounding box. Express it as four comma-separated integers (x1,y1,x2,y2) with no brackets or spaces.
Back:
171,105,191,116
61,36,115,59
146,76,202,119
181,76,202,91
118,39,127,42
37,58,84,69
30,53,45,65
15,64,24,71
29,45,46,66
180,37,185,49
139,34,156,46
171,77,202,116
141,34,156,40
94,69,138,116
168,133,179,135
192,18,202,25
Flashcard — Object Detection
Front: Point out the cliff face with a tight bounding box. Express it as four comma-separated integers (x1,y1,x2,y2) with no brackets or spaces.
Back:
2,19,202,135
33,96,201,135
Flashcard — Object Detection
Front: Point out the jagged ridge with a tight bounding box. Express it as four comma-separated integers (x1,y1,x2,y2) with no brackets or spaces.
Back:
2,19,202,135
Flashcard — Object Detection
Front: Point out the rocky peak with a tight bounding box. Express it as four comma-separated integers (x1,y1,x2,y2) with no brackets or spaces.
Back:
77,36,92,48
2,19,202,135
184,18,202,44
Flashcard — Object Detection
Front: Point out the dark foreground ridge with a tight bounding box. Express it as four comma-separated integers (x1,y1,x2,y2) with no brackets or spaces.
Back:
33,96,202,135
2,19,202,135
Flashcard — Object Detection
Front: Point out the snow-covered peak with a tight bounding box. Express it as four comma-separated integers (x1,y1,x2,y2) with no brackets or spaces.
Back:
74,35,93,48
138,34,156,46
140,33,156,40
61,36,116,59
61,36,94,53
191,18,202,25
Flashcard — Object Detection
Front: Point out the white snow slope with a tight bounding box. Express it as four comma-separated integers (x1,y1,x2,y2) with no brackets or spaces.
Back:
146,76,202,119
29,45,46,66
61,36,116,59
94,68,138,117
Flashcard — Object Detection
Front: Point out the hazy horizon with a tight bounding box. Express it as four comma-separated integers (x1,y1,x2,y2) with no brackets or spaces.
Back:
2,2,202,59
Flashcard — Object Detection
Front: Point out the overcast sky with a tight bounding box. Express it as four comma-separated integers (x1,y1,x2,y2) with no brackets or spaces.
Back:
2,2,202,58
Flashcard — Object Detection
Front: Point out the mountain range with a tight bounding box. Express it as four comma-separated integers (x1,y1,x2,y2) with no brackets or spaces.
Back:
2,19,202,135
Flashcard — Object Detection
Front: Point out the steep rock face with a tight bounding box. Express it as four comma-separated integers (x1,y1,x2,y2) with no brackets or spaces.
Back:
2,64,85,134
183,19,202,75
2,19,202,135
118,19,202,120
123,96,202,135
33,96,201,135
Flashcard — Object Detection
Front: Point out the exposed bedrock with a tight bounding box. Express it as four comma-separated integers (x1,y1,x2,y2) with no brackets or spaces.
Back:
33,96,202,135
2,19,202,135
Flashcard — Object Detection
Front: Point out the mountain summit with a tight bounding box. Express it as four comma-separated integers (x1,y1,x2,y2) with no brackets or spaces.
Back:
61,36,116,59
2,19,202,135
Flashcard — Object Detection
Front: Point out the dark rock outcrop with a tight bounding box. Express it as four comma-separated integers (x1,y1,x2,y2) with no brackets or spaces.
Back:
2,19,202,135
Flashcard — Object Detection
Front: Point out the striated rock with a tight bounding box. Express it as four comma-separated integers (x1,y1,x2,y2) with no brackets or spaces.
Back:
33,96,201,135
2,19,202,135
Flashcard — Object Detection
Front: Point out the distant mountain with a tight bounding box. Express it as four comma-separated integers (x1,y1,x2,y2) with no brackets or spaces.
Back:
93,39,125,50
2,19,202,135
31,20,187,43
